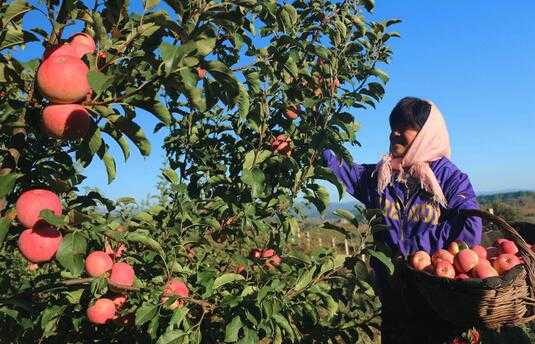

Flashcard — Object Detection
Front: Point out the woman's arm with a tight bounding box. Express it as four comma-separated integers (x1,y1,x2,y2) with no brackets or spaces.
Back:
429,171,483,251
322,149,370,201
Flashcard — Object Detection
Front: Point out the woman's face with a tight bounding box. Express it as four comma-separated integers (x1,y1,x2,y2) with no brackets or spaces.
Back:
389,126,419,158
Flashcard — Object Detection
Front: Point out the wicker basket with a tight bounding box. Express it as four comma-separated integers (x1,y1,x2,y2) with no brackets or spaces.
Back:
402,209,535,330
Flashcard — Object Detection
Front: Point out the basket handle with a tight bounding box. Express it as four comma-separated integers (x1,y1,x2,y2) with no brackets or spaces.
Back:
460,209,535,313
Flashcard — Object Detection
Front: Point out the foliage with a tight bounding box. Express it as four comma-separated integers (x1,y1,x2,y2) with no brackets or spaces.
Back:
0,0,398,342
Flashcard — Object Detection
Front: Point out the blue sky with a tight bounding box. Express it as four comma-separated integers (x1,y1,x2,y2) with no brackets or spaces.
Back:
11,1,535,202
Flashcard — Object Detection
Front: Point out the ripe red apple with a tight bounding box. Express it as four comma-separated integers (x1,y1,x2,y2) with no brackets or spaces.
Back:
235,265,246,274
432,249,454,265
472,259,499,279
196,67,206,79
447,241,460,255
250,248,262,259
112,295,128,309
262,248,276,259
499,240,518,255
269,254,282,266
37,55,90,103
42,104,92,139
45,43,78,59
69,33,96,58
109,262,135,287
411,251,432,271
270,134,292,156
18,222,63,263
493,253,522,275
87,298,116,325
434,260,455,279
453,249,479,274
85,251,113,277
16,189,62,228
471,245,487,260
161,278,189,310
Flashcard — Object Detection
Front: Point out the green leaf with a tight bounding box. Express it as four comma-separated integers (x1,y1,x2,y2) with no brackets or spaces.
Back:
241,168,265,197
236,84,250,119
100,150,116,184
195,37,217,56
127,231,165,257
55,232,87,276
272,314,295,341
0,27,38,51
0,218,10,246
107,116,151,156
362,0,375,12
242,150,255,170
167,307,188,330
0,173,21,198
2,0,32,26
185,86,206,112
40,305,67,338
304,185,330,214
315,167,344,200
88,128,103,155
135,304,158,326
224,316,243,342
159,41,197,76
333,209,354,222
87,71,113,95
213,273,245,290
292,266,316,293
39,209,65,227
162,168,178,184
237,327,258,344
156,330,186,344
367,249,394,275
319,254,346,276
244,71,261,94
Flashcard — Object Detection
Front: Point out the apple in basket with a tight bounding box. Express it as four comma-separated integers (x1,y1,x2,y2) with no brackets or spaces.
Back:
432,249,454,265
434,260,455,279
411,251,432,271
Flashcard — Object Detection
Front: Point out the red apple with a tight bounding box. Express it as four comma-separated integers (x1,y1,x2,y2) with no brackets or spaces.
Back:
453,249,479,274
499,240,518,255
434,260,455,279
411,251,432,271
471,245,487,260
432,249,454,265
472,259,499,279
493,253,522,275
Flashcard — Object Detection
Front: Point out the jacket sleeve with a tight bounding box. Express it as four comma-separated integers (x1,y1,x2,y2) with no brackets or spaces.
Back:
322,149,368,201
429,171,483,251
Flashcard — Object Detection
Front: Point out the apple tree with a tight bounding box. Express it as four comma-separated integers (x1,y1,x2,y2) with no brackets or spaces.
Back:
0,0,398,342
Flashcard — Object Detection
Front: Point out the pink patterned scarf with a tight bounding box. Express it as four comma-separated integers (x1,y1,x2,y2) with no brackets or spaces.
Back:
375,101,451,207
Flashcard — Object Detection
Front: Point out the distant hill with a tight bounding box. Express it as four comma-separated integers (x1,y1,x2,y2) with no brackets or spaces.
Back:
477,191,535,204
300,191,535,222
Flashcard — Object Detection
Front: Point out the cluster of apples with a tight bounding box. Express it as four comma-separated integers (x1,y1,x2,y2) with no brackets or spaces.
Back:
36,32,95,139
270,134,292,157
249,248,282,270
411,239,524,280
16,189,63,264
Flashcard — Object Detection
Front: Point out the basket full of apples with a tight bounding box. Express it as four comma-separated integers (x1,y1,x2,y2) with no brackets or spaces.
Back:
403,209,535,330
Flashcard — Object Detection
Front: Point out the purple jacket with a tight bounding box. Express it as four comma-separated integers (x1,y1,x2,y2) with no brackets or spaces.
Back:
323,149,482,257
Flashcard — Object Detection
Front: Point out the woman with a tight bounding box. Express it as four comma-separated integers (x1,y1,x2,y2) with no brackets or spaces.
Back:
323,97,483,343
